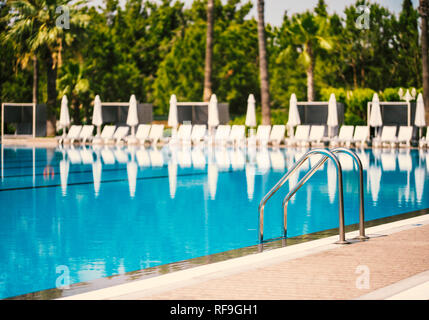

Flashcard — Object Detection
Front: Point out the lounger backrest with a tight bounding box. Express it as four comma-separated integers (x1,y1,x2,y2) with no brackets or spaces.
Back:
67,125,82,138
149,124,164,140
354,126,368,141
215,125,231,140
256,125,271,141
101,125,116,139
397,126,413,141
136,124,151,140
80,125,94,138
309,125,325,140
191,125,206,140
177,124,192,140
113,126,130,139
270,125,286,142
380,126,397,141
338,126,354,140
230,125,245,141
294,125,310,139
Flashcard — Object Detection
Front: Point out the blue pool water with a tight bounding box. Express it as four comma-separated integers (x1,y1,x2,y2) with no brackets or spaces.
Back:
0,144,428,299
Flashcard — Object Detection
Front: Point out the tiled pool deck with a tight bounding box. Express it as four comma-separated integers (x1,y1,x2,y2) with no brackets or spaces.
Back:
62,214,429,300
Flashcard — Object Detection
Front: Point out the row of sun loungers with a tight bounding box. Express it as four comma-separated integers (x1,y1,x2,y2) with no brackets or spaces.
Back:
58,124,165,146
59,123,428,149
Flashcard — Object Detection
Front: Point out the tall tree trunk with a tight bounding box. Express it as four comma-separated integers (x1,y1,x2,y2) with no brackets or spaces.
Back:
46,51,57,136
420,0,429,124
32,55,38,105
203,0,214,102
306,44,315,102
257,0,271,125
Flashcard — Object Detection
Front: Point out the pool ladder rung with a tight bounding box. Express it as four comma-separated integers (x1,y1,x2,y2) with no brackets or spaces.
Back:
258,148,368,245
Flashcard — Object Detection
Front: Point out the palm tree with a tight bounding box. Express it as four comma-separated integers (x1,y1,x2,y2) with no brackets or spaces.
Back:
286,11,332,101
257,0,271,125
3,0,89,136
57,61,90,124
419,0,429,124
203,0,214,102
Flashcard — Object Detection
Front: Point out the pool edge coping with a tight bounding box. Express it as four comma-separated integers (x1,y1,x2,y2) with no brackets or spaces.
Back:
58,213,429,300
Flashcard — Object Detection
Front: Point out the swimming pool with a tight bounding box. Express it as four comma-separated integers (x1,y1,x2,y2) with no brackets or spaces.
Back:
0,144,428,299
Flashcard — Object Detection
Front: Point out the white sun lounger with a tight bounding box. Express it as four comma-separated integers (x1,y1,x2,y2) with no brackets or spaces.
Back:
255,125,271,146
419,127,429,148
76,125,94,145
352,126,369,147
112,126,130,145
269,125,286,146
285,125,310,147
307,125,325,146
215,125,231,146
135,124,151,144
60,125,82,145
331,125,354,147
100,125,117,144
373,126,397,148
229,125,246,146
147,124,164,145
177,124,193,145
395,126,413,147
191,125,207,145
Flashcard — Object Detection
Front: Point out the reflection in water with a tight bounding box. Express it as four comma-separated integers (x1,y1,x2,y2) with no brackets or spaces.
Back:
368,165,382,203
207,163,218,200
1,145,428,205
59,158,69,196
0,145,428,299
245,163,255,200
327,160,337,204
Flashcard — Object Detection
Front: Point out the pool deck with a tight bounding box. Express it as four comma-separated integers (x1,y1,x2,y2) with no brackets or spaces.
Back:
61,214,429,300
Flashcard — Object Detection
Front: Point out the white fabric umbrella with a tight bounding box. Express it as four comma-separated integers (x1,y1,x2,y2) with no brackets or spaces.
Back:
59,95,70,132
287,93,301,137
245,94,257,127
168,94,178,128
208,94,219,128
127,94,139,140
415,93,426,128
92,95,103,137
168,94,178,142
369,93,383,129
327,93,338,137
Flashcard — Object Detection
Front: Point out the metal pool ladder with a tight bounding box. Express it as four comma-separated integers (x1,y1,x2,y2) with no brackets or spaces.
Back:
258,148,369,245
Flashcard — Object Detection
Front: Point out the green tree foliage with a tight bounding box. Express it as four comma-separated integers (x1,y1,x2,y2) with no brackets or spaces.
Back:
0,0,425,128
153,0,258,115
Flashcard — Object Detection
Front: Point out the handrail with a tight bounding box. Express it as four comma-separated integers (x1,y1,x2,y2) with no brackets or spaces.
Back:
282,148,368,243
258,148,348,244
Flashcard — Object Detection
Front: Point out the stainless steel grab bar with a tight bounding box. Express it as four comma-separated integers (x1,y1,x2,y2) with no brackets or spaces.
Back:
282,148,368,242
258,149,348,244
